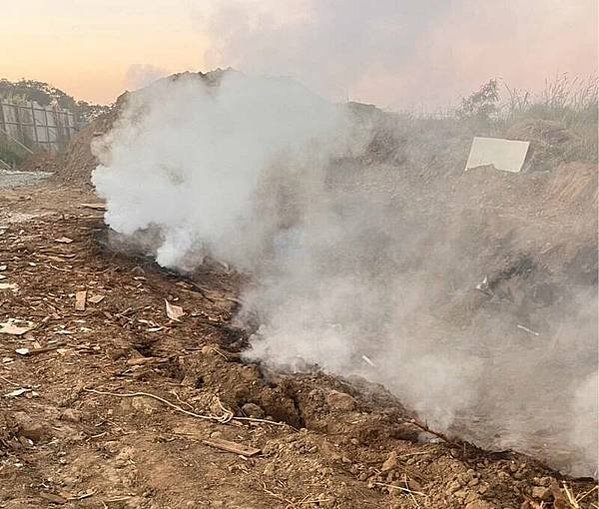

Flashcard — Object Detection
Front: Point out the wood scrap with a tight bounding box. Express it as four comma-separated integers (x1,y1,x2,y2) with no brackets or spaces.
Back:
165,299,185,321
0,320,35,336
88,294,105,304
202,437,261,457
75,290,87,311
80,203,106,210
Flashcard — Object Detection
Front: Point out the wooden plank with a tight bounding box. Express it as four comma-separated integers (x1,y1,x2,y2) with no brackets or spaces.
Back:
75,290,87,311
202,438,261,457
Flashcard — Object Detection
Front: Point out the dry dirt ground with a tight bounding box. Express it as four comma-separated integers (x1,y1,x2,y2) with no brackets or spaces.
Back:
0,182,597,509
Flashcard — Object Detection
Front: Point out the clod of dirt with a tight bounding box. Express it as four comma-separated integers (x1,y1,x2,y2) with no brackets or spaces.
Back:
59,408,83,423
10,411,52,443
241,402,265,418
381,450,398,472
464,500,497,509
326,390,358,412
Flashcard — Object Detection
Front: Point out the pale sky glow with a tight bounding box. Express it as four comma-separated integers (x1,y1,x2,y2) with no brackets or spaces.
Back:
2,0,597,109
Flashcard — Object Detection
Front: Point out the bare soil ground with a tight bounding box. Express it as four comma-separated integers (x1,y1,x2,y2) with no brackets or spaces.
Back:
0,181,597,508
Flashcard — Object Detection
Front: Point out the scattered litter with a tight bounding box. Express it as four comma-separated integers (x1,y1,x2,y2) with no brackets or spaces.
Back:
88,294,105,304
55,236,73,244
361,354,375,367
475,275,492,295
0,320,35,336
0,265,6,271
75,290,87,311
165,299,185,321
202,437,261,457
4,387,32,398
15,344,63,356
0,282,18,292
465,137,530,173
517,324,540,336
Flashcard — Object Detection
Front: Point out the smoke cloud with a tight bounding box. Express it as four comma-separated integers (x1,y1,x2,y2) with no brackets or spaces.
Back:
124,64,170,91
92,72,597,478
191,0,597,109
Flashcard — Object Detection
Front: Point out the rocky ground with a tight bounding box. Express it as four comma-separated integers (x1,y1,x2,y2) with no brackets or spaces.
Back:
0,181,597,508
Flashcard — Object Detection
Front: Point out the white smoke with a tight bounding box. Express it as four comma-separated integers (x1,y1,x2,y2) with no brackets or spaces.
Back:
92,72,598,478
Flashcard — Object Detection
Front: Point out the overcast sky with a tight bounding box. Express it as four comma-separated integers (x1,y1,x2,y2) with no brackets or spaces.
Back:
2,0,597,109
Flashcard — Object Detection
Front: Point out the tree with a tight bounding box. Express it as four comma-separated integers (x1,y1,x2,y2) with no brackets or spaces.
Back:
0,79,111,123
457,79,499,123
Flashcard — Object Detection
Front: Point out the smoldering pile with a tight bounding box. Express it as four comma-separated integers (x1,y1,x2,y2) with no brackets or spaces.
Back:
92,71,597,478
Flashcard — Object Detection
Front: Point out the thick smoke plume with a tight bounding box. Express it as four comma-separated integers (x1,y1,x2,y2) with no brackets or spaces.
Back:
93,73,597,478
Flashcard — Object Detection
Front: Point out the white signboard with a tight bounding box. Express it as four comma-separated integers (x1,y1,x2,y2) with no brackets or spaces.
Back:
465,137,530,173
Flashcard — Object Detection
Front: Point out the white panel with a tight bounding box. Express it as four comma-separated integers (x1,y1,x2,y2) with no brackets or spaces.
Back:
465,137,530,173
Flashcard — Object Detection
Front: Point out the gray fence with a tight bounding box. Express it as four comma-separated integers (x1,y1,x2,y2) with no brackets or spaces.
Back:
0,100,78,152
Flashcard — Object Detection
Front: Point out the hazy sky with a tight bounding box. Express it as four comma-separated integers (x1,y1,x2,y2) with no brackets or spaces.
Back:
2,0,597,109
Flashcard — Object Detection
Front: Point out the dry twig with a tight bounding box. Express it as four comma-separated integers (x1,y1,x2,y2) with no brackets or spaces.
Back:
84,388,290,428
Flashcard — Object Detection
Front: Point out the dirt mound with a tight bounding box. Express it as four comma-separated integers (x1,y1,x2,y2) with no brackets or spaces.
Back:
55,102,120,184
506,119,581,172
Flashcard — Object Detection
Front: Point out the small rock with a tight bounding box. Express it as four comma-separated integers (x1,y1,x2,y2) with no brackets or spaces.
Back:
447,480,462,494
325,390,357,412
381,451,398,472
241,402,265,419
123,396,161,415
454,490,468,500
531,486,552,501
60,408,82,423
263,463,276,476
534,476,552,487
